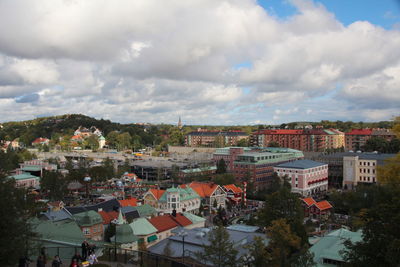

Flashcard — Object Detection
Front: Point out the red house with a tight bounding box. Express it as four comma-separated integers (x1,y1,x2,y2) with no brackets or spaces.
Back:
302,197,332,219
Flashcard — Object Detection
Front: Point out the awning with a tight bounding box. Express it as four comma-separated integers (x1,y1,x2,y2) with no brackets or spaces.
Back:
147,235,158,243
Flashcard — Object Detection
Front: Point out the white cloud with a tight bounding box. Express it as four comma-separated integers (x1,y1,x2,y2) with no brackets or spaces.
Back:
0,0,399,124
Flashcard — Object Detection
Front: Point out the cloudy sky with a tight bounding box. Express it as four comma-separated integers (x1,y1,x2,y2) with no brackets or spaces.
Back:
0,0,399,125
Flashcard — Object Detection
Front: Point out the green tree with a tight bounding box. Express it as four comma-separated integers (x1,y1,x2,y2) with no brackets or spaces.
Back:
213,173,235,185
117,132,131,151
342,185,400,266
106,131,119,149
258,186,307,245
216,158,227,174
268,141,280,147
363,137,389,153
236,138,249,147
0,173,38,265
85,135,100,151
196,225,238,267
242,236,269,267
40,170,68,200
102,157,115,180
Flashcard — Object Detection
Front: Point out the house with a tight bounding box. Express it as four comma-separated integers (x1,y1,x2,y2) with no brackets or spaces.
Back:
222,184,243,204
40,209,73,222
310,228,363,266
133,204,158,218
98,210,119,226
99,136,106,148
148,215,180,241
111,223,139,251
47,201,65,211
129,218,159,246
181,212,206,229
183,182,227,212
302,197,333,219
66,198,120,214
32,137,50,146
72,210,104,241
144,187,201,214
143,189,165,209
8,173,40,188
120,206,140,222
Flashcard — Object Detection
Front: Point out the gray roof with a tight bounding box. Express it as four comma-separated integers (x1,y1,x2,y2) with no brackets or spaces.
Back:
41,209,72,222
276,159,326,169
318,152,396,161
66,198,120,214
148,227,268,263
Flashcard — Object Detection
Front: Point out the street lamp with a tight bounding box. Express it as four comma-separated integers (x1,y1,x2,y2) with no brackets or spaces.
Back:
178,229,188,264
111,220,118,261
83,176,91,200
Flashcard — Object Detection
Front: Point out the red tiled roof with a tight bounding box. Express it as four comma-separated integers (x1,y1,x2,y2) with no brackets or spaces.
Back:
313,200,333,211
170,213,192,227
302,197,316,207
188,182,218,198
148,215,179,232
223,184,243,194
149,189,166,200
32,137,49,144
98,210,118,225
118,198,138,207
71,135,82,140
346,129,373,135
260,129,304,135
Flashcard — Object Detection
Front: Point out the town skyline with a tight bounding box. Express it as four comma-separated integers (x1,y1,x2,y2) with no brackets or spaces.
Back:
0,0,399,124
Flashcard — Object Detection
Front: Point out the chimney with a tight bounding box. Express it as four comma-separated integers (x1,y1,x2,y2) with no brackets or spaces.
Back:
172,209,177,217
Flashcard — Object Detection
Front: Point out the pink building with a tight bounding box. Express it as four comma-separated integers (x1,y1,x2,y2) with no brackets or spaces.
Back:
274,159,328,197
212,147,250,171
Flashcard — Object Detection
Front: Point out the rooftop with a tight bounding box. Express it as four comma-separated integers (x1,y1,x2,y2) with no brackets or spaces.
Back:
148,215,179,232
276,159,326,169
129,218,157,236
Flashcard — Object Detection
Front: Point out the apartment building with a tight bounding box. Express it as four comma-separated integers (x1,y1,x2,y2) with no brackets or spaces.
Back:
342,153,396,189
274,160,328,197
345,129,396,151
185,130,248,147
250,129,345,152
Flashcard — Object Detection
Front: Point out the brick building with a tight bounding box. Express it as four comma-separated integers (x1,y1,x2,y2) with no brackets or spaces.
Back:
345,129,396,151
185,130,248,147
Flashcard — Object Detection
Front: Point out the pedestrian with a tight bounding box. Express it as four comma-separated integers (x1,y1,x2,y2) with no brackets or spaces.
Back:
69,258,79,267
81,240,89,259
88,251,98,265
36,255,45,267
52,255,62,267
19,256,31,267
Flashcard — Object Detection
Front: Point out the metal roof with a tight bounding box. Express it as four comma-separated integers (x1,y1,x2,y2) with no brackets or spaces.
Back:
276,159,327,169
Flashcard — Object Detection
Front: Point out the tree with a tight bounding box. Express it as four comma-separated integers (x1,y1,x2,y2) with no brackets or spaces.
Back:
117,132,131,151
104,223,116,242
102,157,115,180
289,249,316,267
0,173,38,265
258,186,307,245
342,185,400,266
266,219,301,267
242,236,269,267
106,131,119,149
363,137,389,153
268,141,280,147
216,159,227,174
85,135,99,151
40,170,68,200
213,173,235,185
236,138,248,147
196,225,238,267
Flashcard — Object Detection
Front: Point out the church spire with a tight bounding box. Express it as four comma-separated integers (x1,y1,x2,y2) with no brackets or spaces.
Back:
178,116,183,130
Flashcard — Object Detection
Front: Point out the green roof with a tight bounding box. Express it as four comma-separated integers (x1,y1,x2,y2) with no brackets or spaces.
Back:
32,218,85,246
182,212,206,224
310,228,363,266
21,165,42,172
135,204,157,217
8,173,40,181
111,224,139,244
129,218,157,236
158,187,200,202
73,210,103,226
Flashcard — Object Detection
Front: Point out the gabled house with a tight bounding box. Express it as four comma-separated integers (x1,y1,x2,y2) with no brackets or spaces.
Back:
302,197,333,219
129,218,159,246
72,210,104,241
143,189,165,209
148,215,180,241
156,187,201,214
183,182,227,211
222,184,243,204
32,137,50,146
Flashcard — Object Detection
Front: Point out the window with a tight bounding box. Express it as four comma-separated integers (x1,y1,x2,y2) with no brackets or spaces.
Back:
83,228,90,235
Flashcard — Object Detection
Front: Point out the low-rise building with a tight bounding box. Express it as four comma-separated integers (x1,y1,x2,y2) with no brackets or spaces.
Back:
185,130,248,147
301,197,333,219
274,160,328,197
9,173,40,188
310,228,362,266
182,182,227,211
143,187,201,214
222,184,243,204
343,153,396,189
72,210,104,241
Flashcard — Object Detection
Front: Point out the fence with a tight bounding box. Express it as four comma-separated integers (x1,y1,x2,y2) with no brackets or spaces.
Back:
35,246,191,267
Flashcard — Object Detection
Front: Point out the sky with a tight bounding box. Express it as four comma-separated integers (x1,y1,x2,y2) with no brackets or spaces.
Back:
0,0,399,125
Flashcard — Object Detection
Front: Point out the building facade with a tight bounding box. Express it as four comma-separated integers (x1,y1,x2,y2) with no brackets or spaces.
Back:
275,160,328,197
232,148,304,190
342,153,395,189
185,130,248,147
